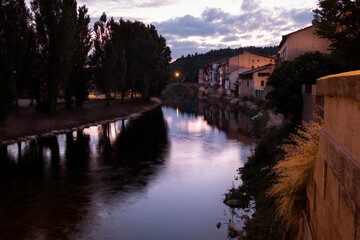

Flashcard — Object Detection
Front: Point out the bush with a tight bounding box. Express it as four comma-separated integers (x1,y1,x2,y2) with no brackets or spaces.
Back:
267,118,323,226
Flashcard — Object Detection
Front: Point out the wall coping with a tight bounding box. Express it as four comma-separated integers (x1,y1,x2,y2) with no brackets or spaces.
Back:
317,70,360,100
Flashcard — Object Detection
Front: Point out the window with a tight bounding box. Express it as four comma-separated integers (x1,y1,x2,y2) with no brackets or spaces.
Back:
247,81,249,87
258,73,270,77
257,59,259,62
261,81,265,87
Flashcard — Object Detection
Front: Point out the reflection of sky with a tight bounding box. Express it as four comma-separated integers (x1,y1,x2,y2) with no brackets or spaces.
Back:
4,107,252,240
75,106,252,239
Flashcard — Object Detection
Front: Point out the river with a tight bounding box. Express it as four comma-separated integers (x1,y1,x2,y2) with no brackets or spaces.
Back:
0,103,252,240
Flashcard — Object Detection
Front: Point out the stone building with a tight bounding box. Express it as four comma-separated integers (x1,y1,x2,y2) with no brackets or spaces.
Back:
279,25,331,64
238,64,275,99
199,52,275,96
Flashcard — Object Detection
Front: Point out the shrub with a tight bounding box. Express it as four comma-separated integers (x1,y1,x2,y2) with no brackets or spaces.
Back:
267,118,323,226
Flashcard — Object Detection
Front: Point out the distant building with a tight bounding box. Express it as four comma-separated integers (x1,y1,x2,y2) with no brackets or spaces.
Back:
238,64,275,100
199,51,275,96
279,25,331,64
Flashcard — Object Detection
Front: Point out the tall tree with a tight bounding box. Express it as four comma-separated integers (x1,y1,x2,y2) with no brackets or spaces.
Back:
91,16,171,103
91,13,115,106
0,0,30,121
69,5,91,107
313,0,360,70
31,0,77,113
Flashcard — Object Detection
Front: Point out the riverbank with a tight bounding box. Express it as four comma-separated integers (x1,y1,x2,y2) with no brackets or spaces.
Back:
0,99,161,144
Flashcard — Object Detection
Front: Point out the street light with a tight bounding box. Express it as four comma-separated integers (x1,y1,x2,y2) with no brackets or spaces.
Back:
174,72,180,82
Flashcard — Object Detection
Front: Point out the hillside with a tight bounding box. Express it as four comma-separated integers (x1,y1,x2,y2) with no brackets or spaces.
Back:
169,46,279,82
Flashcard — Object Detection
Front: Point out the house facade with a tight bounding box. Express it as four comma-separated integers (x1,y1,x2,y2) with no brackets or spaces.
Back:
199,52,275,96
238,64,275,99
279,25,331,63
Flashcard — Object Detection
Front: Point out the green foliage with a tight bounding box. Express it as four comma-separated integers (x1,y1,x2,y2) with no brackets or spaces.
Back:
169,46,278,83
266,52,340,122
234,121,297,239
31,0,77,112
314,0,360,70
0,0,30,120
91,16,171,104
70,5,92,107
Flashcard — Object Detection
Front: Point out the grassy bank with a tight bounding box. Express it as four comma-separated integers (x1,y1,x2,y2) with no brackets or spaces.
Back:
0,99,160,144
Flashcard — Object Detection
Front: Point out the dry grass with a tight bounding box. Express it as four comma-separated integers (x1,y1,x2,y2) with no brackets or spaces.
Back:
267,117,323,226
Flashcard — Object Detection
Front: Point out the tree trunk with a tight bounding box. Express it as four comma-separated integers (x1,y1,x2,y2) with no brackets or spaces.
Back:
65,86,72,110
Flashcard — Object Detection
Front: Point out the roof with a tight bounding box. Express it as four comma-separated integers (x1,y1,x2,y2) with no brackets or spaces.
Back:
239,64,274,76
279,25,314,49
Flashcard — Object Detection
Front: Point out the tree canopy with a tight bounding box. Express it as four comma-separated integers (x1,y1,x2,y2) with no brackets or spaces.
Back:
314,0,360,70
0,0,30,120
266,52,340,122
0,0,171,120
91,14,171,105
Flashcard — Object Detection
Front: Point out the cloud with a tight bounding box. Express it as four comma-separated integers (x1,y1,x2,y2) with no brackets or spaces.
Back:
154,6,315,59
80,0,173,9
241,0,260,12
222,36,239,42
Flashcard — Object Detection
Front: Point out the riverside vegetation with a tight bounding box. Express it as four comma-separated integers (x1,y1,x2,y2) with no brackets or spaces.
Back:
0,0,171,121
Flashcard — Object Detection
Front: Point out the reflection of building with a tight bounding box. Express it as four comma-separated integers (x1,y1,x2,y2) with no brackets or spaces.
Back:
198,101,252,140
199,52,275,97
238,64,275,99
279,25,331,64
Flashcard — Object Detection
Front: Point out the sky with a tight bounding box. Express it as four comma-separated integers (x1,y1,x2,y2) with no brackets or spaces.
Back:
30,0,320,60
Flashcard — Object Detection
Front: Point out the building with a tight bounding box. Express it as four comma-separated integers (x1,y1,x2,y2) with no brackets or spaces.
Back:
199,52,275,96
228,51,276,72
238,64,275,99
279,25,331,63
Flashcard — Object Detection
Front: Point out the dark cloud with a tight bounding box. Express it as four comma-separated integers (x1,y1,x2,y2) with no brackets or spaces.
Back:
222,36,239,42
79,0,173,9
169,40,228,59
241,0,260,12
156,14,230,37
156,6,314,42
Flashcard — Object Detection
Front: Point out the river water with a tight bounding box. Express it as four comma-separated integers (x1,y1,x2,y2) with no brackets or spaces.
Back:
0,103,252,240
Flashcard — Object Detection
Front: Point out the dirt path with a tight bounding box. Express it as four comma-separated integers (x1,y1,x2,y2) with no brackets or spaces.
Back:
0,99,160,143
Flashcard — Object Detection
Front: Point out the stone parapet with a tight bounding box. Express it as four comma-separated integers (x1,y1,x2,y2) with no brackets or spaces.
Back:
300,71,360,240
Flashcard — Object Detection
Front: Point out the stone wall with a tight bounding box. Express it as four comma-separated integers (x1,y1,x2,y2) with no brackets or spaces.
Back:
298,71,360,240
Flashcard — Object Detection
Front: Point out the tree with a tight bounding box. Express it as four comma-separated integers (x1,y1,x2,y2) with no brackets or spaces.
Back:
0,0,30,121
266,52,340,122
313,0,360,70
91,17,171,103
69,5,92,107
31,0,77,113
92,13,118,106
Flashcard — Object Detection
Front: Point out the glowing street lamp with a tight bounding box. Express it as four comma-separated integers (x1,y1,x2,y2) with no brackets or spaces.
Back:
174,72,180,82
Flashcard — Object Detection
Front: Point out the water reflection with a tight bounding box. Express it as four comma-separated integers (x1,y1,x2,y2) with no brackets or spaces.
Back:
0,104,251,240
0,107,169,240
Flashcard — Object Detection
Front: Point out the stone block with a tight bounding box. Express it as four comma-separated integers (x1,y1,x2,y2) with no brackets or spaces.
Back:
325,167,340,219
317,71,360,100
313,155,326,198
338,186,356,240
